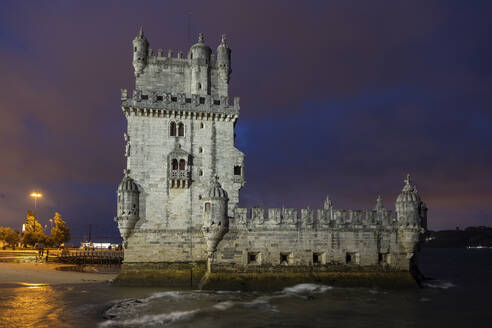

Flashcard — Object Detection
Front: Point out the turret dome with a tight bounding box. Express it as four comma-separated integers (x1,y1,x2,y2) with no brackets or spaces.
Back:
217,34,231,66
133,26,148,45
217,34,230,54
207,176,228,199
118,170,139,192
396,174,420,204
190,33,211,61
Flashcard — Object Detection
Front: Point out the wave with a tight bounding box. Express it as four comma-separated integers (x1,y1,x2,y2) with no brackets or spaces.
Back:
101,283,332,325
99,310,197,328
214,297,278,312
422,280,455,289
282,283,333,295
213,301,235,310
103,291,203,319
146,290,192,301
103,298,150,320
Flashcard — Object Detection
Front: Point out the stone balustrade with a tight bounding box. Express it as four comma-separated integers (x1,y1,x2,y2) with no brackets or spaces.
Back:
233,206,398,229
121,89,240,114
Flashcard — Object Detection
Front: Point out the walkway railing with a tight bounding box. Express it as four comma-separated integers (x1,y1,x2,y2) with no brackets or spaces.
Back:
57,249,124,264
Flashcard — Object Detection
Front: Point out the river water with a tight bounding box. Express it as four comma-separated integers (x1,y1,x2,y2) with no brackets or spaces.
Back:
0,248,490,328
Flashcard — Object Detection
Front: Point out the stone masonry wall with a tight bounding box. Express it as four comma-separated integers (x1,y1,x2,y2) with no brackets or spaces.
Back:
210,207,415,271
135,49,226,98
118,32,425,276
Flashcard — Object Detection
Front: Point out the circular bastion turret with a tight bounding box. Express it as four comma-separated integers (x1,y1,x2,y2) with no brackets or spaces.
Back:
132,27,149,76
115,169,140,241
395,174,427,265
202,176,229,258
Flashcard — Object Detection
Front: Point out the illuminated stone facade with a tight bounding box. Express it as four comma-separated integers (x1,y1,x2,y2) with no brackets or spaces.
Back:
115,28,428,288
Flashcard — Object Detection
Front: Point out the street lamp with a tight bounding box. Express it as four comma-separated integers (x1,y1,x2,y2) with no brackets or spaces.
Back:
30,192,42,216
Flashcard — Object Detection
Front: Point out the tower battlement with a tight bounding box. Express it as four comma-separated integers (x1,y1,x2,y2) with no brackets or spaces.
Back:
132,28,232,99
233,205,397,229
121,89,240,118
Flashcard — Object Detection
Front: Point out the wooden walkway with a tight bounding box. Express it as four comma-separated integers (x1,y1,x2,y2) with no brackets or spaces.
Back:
57,249,124,264
0,249,124,264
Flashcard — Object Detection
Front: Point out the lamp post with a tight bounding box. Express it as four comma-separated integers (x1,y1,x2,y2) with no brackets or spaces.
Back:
30,192,42,217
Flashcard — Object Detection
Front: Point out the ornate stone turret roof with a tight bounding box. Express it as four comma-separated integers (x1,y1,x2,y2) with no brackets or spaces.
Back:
207,175,228,200
374,195,384,211
323,195,333,210
396,174,420,203
118,169,139,192
190,33,211,53
217,34,229,50
133,26,148,44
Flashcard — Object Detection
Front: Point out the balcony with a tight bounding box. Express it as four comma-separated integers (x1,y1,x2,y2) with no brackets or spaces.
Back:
169,169,191,188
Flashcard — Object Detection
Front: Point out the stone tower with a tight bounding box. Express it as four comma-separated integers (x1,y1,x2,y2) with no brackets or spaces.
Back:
116,30,244,263
114,28,428,288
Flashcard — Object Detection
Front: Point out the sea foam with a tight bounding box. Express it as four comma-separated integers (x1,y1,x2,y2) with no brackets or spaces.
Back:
99,310,197,327
422,280,455,289
282,283,333,295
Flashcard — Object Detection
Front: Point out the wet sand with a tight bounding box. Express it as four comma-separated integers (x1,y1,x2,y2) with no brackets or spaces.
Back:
0,263,118,285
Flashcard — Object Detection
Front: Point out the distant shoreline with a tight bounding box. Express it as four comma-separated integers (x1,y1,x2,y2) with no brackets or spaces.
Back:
424,226,492,248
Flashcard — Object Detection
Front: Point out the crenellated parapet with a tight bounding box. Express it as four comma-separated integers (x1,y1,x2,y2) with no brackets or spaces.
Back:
142,46,224,70
121,89,239,120
131,29,232,99
232,201,398,231
231,176,427,236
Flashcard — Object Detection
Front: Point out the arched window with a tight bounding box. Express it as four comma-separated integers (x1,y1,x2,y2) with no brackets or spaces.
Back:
178,123,184,137
170,122,176,136
205,202,211,212
179,159,186,170
172,159,178,170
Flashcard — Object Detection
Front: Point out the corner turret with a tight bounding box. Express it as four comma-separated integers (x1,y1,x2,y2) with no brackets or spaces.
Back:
374,195,384,211
189,33,212,62
217,34,231,92
396,174,422,225
189,33,212,95
132,27,149,76
115,169,140,243
395,174,427,270
202,176,229,260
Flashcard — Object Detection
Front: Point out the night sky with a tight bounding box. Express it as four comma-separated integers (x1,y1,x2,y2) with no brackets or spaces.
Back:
0,1,491,243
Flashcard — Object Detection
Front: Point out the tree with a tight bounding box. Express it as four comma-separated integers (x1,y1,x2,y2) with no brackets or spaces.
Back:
24,210,43,233
3,228,20,248
22,231,46,247
0,227,12,248
50,212,71,246
22,210,46,247
44,235,55,248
